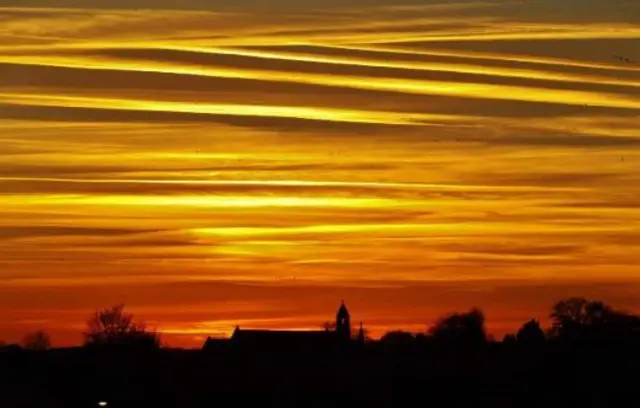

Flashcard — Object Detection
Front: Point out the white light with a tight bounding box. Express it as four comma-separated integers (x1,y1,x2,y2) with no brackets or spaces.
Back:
98,402,107,407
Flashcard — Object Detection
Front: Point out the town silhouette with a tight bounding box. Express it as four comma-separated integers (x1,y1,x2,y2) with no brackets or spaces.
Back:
1,297,639,407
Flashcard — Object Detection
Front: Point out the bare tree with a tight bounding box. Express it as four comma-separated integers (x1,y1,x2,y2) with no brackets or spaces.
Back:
550,297,590,335
22,330,51,351
322,321,336,332
550,297,640,342
84,304,160,349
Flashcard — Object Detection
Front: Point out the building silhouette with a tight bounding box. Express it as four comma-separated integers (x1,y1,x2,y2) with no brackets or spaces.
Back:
336,300,351,342
203,301,362,352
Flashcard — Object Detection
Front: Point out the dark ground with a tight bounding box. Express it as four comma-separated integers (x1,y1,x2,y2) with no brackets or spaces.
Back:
1,343,639,408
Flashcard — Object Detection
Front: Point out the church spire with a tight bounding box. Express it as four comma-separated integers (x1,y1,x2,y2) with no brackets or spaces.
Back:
356,321,365,344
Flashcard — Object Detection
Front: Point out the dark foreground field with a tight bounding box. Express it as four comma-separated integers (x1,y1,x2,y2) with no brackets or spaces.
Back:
1,343,639,408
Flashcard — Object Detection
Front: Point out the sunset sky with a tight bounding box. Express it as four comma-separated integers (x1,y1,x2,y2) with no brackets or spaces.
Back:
0,0,639,348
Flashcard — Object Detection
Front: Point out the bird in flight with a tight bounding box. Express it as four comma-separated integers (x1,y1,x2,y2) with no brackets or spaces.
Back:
613,55,636,64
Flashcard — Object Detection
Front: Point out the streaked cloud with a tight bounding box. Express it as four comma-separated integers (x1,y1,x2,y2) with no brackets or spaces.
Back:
0,0,639,346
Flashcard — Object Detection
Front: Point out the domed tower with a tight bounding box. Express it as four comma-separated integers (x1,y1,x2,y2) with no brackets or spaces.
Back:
336,300,351,342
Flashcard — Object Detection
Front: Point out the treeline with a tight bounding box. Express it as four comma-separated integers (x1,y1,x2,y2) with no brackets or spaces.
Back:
378,297,640,349
0,304,160,352
1,297,639,352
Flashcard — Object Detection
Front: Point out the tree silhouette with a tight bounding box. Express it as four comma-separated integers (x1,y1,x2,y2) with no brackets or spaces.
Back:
22,330,51,351
550,297,593,339
380,330,415,346
428,308,487,345
516,319,546,345
322,321,336,332
84,304,160,349
503,334,517,346
550,297,640,343
550,298,616,331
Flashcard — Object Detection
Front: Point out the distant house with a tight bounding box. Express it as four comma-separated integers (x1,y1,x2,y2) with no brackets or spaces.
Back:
203,301,364,352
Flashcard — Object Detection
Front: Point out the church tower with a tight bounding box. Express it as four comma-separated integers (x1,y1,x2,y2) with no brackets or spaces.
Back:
336,300,351,342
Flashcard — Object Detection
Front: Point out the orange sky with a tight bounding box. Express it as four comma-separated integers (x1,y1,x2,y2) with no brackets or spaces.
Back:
0,0,639,348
